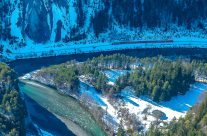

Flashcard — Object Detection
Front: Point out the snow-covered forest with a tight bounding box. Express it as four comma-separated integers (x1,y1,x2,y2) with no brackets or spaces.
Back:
1,0,207,60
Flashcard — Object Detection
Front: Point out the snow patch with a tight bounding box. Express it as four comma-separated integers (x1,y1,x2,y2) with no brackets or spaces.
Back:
119,83,207,129
32,123,54,136
11,5,22,39
160,83,207,112
79,81,106,106
103,69,130,85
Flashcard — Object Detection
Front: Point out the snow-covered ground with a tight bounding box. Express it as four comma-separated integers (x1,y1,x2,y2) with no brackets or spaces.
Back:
3,36,207,61
79,71,207,130
103,70,130,85
79,81,106,106
160,83,207,112
4,0,207,62
118,83,207,129
78,75,207,130
20,70,207,131
10,1,22,40
80,82,207,130
20,70,41,80
78,75,120,130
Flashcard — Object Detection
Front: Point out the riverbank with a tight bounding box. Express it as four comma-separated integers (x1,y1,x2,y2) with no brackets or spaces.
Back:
23,92,76,136
20,80,106,136
19,53,207,133
12,52,207,135
20,69,207,134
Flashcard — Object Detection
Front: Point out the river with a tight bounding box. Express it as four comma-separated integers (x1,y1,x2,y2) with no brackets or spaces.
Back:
9,48,207,76
8,48,207,136
20,80,106,136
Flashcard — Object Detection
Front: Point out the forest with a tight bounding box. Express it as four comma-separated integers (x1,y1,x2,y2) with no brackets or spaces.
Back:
90,0,207,36
0,63,26,135
29,54,207,136
115,57,195,102
116,93,207,136
1,0,207,43
146,93,207,136
38,60,110,96
39,54,207,102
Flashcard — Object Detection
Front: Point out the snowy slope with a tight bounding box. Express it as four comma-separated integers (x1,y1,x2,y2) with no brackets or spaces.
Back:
2,0,207,61
3,37,207,61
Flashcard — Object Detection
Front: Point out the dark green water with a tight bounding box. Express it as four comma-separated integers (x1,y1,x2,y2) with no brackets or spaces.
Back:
9,48,207,76
20,80,106,136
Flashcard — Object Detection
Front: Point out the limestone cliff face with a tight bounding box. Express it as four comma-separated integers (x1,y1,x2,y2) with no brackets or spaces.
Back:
1,0,207,44
25,0,51,42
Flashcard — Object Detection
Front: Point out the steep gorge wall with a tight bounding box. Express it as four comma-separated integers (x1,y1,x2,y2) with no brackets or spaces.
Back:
1,0,207,44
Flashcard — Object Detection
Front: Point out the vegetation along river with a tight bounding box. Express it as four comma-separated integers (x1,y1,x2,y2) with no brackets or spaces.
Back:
19,80,106,136
9,48,207,135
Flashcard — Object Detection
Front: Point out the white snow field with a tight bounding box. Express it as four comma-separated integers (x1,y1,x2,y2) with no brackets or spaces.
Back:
79,78,207,130
78,71,207,130
117,83,207,129
79,81,107,106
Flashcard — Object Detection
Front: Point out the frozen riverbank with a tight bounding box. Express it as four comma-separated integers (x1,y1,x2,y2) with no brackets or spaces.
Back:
20,80,106,136
20,67,207,133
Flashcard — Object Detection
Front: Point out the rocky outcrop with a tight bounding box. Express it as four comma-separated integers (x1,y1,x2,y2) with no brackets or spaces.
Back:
25,0,52,42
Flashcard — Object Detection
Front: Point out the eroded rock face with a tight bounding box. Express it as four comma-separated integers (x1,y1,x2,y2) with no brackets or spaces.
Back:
21,0,100,43
2,0,207,43
55,20,62,42
24,0,52,42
